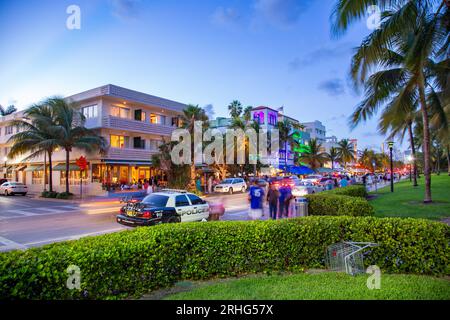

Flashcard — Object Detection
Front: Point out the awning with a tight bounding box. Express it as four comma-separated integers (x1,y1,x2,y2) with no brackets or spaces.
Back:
52,163,81,171
280,165,314,175
16,165,27,171
24,165,44,172
102,160,152,166
317,167,333,173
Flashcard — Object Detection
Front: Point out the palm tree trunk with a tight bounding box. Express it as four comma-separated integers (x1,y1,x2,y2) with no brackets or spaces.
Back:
190,164,196,189
407,122,418,187
285,141,288,174
65,149,70,194
48,151,53,192
417,74,432,203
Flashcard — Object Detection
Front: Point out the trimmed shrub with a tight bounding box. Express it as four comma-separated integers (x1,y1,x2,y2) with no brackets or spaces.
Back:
41,191,58,198
323,184,368,198
56,192,73,199
305,193,374,216
0,217,448,299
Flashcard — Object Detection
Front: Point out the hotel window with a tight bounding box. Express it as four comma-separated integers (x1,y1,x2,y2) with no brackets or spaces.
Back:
134,109,146,122
5,126,14,135
82,105,98,119
268,114,277,125
150,113,158,124
110,135,126,148
111,105,130,118
133,137,145,149
253,112,265,124
171,117,179,127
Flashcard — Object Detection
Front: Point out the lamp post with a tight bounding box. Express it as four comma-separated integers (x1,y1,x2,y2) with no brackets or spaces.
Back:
3,156,7,179
388,141,394,192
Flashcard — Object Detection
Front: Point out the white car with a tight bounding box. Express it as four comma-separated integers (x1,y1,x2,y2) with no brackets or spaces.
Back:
214,178,247,194
301,175,323,185
117,190,210,226
292,181,324,197
0,182,28,196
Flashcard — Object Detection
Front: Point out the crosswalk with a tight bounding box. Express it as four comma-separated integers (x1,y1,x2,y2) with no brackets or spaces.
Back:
0,205,81,220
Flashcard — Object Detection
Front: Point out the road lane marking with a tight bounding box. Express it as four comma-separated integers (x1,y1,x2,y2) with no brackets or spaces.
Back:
0,236,27,251
23,227,127,247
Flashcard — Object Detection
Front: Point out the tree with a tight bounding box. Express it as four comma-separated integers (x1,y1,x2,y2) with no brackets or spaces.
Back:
326,146,339,170
336,139,354,169
299,138,328,170
227,100,243,119
180,104,209,188
7,103,59,192
243,106,253,123
49,97,107,194
334,0,449,203
359,148,377,172
0,104,17,116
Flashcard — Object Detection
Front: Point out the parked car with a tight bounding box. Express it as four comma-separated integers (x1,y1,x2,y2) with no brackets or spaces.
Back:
214,178,247,194
292,181,324,197
0,178,8,185
301,175,323,185
0,182,28,196
117,190,210,227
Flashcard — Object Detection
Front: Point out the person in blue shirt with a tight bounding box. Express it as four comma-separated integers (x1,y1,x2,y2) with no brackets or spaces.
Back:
248,180,264,220
340,177,348,188
278,183,292,219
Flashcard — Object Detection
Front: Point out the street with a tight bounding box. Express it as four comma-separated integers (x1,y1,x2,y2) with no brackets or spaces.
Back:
0,193,251,252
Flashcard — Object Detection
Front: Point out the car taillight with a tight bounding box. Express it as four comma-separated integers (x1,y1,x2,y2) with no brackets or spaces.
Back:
142,211,152,218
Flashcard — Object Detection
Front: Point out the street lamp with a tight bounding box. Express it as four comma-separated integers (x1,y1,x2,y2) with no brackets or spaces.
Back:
3,156,7,179
407,155,413,183
388,141,394,192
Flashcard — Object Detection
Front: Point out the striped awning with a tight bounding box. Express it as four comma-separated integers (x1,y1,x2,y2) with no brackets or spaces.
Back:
24,165,44,172
52,163,81,171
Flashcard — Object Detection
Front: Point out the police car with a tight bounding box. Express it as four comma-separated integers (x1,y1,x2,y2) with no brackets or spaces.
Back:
116,189,210,227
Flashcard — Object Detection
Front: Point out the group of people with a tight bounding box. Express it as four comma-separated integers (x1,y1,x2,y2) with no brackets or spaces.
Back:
248,180,296,220
119,177,160,193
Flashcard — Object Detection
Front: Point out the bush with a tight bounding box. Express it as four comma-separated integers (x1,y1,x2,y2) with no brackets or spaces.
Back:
323,184,368,198
41,191,58,198
305,193,374,216
0,217,448,299
56,192,73,199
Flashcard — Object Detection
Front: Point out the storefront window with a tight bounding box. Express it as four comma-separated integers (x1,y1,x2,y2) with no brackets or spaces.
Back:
111,106,130,118
60,170,89,185
32,170,43,185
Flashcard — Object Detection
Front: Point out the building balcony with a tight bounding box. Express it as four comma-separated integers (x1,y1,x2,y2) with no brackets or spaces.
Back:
102,115,176,136
105,147,158,162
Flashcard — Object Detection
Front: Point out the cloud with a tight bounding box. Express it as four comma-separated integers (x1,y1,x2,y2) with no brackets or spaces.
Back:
211,7,241,28
318,78,345,96
253,0,312,27
111,0,141,21
289,42,352,71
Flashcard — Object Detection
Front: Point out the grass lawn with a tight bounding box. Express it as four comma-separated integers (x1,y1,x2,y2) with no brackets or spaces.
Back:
369,174,450,220
162,272,450,300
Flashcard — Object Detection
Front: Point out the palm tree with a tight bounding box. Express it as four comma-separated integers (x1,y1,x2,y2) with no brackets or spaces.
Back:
299,138,328,170
180,104,209,187
49,98,107,194
228,100,243,119
332,0,448,203
336,139,354,169
7,103,59,192
0,104,17,116
275,120,293,173
326,146,339,170
243,106,253,123
359,148,377,172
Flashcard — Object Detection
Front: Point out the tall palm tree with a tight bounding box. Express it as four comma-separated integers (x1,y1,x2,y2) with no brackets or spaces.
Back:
332,0,449,203
243,106,253,123
336,139,354,169
299,138,328,170
275,120,293,173
49,98,107,194
359,148,377,172
228,100,243,119
8,103,59,192
0,104,17,116
326,146,339,170
180,104,209,187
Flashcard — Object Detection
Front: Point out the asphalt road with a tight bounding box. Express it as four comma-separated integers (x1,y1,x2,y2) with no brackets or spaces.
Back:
0,193,251,251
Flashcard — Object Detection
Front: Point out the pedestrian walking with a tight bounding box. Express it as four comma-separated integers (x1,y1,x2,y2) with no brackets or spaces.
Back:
266,183,279,220
248,180,264,220
278,183,292,219
207,175,213,194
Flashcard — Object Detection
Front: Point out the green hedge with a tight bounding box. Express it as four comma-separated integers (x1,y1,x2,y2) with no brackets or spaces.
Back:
323,184,368,198
305,193,374,216
0,217,448,299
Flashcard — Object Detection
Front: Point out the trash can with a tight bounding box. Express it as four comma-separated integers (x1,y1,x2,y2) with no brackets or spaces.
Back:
295,197,308,217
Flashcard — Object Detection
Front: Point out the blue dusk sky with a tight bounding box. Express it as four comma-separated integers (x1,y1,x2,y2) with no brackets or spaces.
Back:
0,0,394,151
